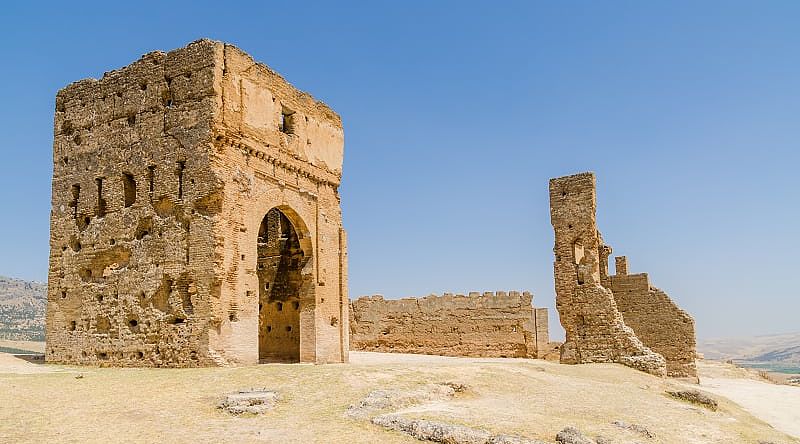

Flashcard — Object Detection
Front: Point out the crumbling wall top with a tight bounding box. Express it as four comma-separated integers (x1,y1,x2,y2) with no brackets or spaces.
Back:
54,39,345,177
217,41,344,177
350,291,545,359
353,291,533,306
56,39,220,105
549,172,597,231
220,42,341,127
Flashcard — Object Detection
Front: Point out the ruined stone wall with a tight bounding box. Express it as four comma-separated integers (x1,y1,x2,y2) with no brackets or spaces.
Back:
534,307,550,355
209,43,348,364
349,292,548,358
550,173,666,376
46,40,348,367
609,260,697,377
549,172,696,377
46,42,220,367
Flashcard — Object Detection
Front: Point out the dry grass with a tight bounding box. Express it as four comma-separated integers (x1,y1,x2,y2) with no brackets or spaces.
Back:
0,351,796,444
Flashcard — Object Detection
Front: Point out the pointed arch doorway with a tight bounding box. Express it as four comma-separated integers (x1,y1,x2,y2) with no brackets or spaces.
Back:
256,207,313,362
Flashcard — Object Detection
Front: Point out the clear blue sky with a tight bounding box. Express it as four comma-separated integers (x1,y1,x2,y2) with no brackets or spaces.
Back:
1,1,798,340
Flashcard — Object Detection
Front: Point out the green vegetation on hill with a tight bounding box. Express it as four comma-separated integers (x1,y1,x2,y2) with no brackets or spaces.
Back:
0,276,46,341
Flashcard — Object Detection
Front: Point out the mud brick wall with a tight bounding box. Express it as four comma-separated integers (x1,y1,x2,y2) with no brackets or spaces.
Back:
211,43,348,365
349,292,548,358
46,42,220,367
534,307,549,354
609,264,697,377
549,172,697,377
550,173,667,376
46,40,348,367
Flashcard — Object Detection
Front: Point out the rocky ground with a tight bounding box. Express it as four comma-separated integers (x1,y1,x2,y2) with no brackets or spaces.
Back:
0,349,797,443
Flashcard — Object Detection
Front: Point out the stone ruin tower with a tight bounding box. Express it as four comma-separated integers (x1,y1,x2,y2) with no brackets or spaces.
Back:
549,172,696,378
45,40,349,366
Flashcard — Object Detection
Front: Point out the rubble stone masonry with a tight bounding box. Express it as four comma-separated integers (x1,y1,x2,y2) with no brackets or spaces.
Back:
549,172,696,377
45,40,348,367
349,292,549,358
608,261,697,378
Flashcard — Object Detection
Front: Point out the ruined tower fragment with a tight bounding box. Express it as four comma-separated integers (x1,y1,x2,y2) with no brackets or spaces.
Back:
550,172,697,378
46,40,349,366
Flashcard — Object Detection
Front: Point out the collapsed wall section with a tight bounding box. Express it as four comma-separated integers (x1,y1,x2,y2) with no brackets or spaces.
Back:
609,260,697,377
549,173,666,376
549,172,697,378
349,291,548,358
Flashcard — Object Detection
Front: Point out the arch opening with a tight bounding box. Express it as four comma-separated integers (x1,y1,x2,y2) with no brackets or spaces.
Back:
257,207,311,362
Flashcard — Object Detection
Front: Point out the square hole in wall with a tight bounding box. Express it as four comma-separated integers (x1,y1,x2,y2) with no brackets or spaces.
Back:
280,107,296,134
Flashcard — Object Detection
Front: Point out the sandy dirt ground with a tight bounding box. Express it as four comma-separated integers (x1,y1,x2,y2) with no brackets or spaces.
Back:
0,339,45,353
0,353,58,375
697,360,800,439
0,350,796,444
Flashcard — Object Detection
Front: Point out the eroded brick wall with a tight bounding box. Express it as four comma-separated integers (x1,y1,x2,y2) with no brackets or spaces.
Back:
549,172,697,377
349,292,548,358
46,40,349,367
550,173,667,376
534,307,550,354
210,43,348,365
609,261,697,377
46,42,221,367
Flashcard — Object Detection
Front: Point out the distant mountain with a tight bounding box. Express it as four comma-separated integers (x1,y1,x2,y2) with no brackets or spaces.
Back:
699,332,800,364
0,276,46,341
748,344,800,364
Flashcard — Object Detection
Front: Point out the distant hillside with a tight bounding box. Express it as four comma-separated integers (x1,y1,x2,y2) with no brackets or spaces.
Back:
0,276,46,341
699,332,800,364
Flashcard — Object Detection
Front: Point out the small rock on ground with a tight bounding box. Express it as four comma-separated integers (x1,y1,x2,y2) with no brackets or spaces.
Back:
612,420,655,438
443,381,469,393
556,427,595,444
346,383,461,419
371,414,548,444
217,389,279,415
665,389,718,411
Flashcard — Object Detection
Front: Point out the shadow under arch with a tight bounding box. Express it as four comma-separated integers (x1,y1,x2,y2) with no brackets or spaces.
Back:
256,205,314,363
267,205,313,261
